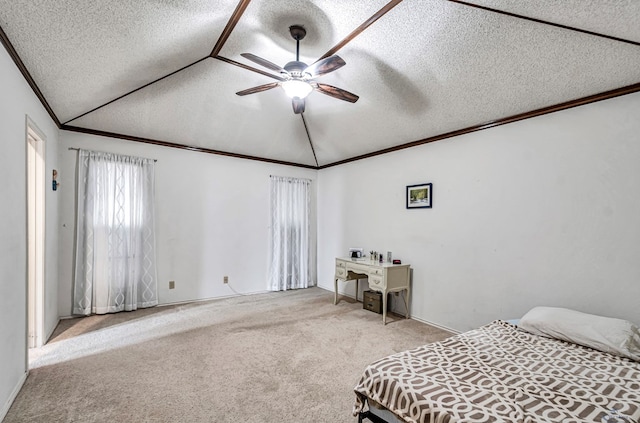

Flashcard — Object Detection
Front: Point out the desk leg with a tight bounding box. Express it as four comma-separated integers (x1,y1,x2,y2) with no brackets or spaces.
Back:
355,279,359,302
403,287,410,319
334,279,338,305
382,292,387,325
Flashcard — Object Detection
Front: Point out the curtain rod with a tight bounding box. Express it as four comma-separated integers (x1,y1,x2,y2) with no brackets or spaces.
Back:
68,147,157,162
270,175,312,183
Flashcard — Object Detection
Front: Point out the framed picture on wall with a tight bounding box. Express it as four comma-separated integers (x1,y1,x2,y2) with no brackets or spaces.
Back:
406,183,432,209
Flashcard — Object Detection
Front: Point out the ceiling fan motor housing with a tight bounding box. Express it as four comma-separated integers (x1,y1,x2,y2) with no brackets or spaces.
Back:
284,60,310,78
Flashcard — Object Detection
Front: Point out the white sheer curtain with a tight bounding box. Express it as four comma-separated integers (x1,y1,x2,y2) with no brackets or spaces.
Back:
73,149,158,315
269,176,313,291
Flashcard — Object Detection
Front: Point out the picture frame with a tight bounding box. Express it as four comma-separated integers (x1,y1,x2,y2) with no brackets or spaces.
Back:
406,183,432,209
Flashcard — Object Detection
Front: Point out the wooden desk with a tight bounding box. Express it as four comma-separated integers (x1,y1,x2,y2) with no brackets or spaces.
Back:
334,258,410,325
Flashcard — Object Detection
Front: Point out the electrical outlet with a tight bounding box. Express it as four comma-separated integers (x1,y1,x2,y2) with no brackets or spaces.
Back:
223,276,228,284
169,280,175,289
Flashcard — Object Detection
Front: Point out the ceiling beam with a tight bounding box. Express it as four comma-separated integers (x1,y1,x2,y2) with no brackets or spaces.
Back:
316,0,404,61
61,124,317,169
301,114,318,167
319,82,640,169
64,57,210,125
0,24,61,127
66,0,254,125
449,0,640,47
210,0,253,57
60,82,640,171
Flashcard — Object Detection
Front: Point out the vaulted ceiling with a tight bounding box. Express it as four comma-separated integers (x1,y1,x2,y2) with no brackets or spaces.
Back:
1,1,639,168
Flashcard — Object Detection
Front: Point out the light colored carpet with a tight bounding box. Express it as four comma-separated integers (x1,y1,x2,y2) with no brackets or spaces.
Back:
5,287,452,423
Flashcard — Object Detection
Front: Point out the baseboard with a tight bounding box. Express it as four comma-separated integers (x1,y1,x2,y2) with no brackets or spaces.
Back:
316,285,334,295
410,315,460,335
59,287,458,335
45,318,60,343
318,286,460,334
58,315,76,320
0,370,27,421
58,290,274,319
158,289,271,308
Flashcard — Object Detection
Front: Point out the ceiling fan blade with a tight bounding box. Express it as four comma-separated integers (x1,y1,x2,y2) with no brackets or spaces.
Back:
315,83,359,103
305,55,346,77
236,82,279,96
240,53,287,74
292,97,305,114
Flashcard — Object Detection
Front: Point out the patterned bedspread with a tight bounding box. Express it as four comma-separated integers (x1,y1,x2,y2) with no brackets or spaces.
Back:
354,321,640,423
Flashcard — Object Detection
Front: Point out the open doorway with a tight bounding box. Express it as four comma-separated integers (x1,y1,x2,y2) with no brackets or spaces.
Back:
26,118,45,349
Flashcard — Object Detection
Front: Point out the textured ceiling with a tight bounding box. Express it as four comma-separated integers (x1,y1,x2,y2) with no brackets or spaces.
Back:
1,0,639,168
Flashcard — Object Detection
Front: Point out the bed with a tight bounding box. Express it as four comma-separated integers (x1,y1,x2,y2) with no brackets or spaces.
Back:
354,307,640,423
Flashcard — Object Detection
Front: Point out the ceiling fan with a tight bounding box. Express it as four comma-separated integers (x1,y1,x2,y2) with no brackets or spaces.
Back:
236,25,359,114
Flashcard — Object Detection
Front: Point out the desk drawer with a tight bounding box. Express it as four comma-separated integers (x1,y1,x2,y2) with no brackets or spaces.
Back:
369,275,385,289
369,267,383,276
348,262,370,274
336,260,346,268
335,267,346,279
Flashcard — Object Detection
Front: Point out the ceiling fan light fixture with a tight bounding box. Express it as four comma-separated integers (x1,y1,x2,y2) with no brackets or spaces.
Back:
236,25,358,112
281,79,313,99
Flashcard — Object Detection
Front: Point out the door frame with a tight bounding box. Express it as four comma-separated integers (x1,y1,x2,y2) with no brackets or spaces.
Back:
26,116,46,351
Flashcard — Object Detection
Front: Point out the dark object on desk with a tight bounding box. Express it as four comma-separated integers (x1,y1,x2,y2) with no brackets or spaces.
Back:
392,259,401,264
350,248,363,258
363,291,383,314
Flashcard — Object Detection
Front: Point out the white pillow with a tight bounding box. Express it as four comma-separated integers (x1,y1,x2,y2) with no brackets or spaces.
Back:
519,306,640,362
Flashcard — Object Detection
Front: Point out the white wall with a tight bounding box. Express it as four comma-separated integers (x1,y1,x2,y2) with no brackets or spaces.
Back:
318,92,640,332
0,48,59,417
58,132,317,316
